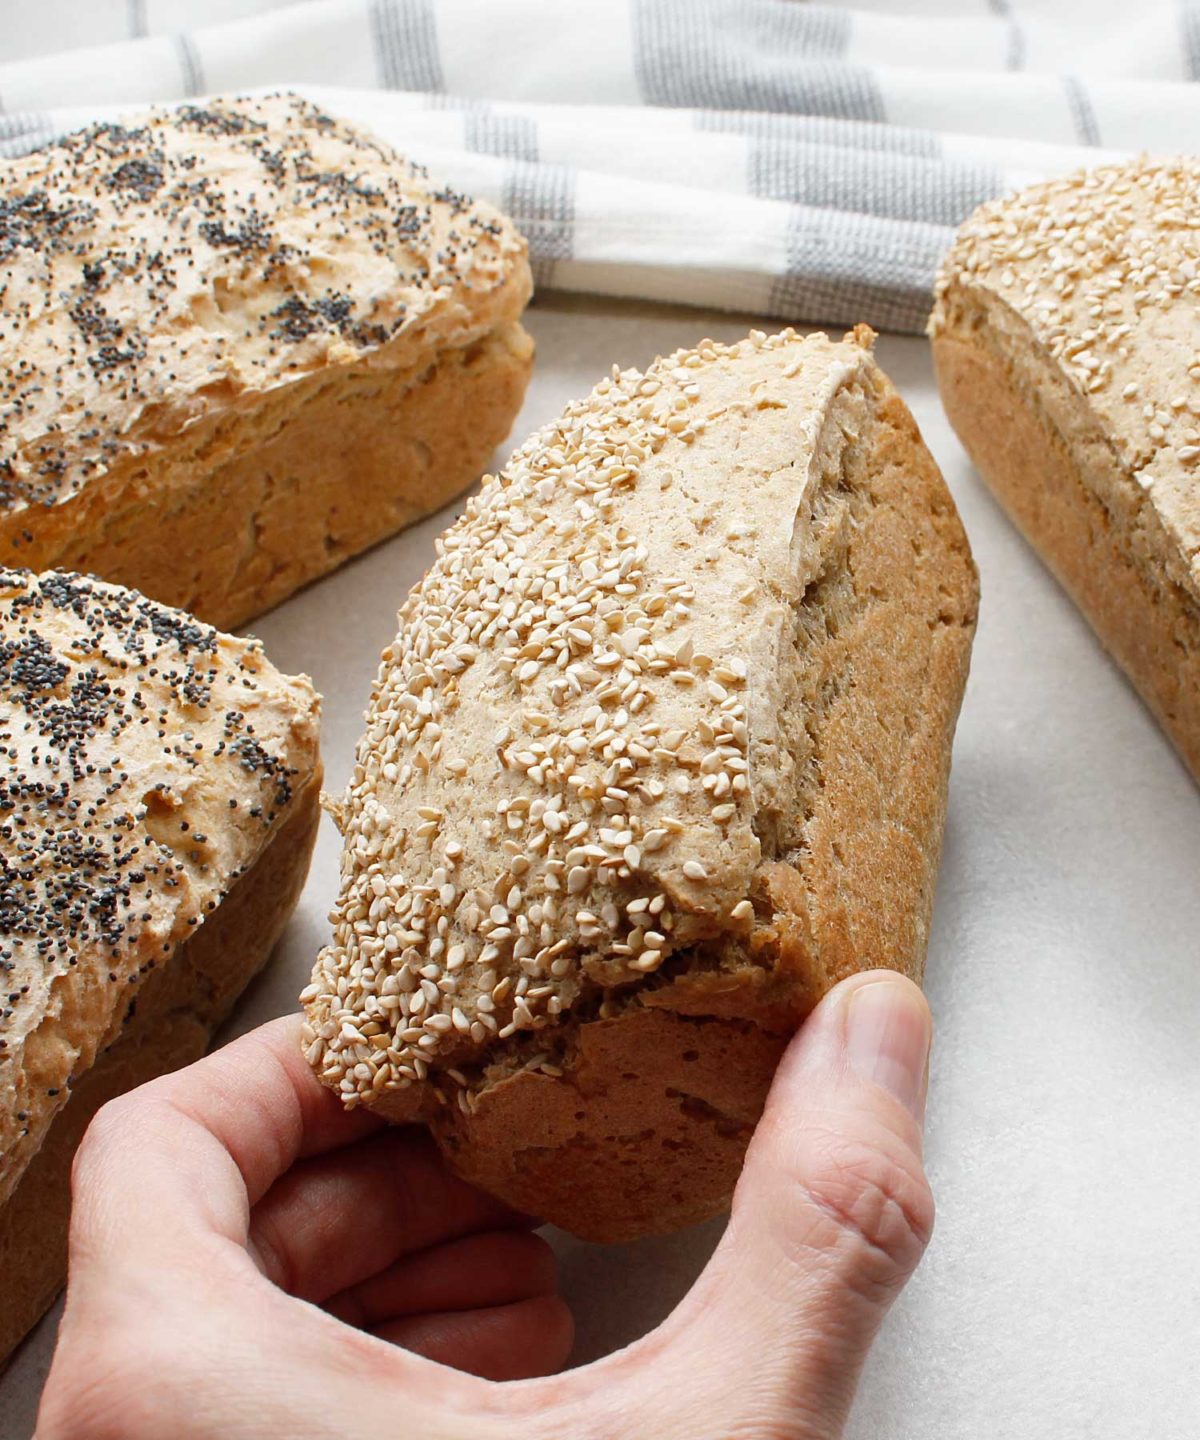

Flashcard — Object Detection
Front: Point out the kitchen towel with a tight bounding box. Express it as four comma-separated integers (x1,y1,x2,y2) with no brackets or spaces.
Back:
2,0,1199,333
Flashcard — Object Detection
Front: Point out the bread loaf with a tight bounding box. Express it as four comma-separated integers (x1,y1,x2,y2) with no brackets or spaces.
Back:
0,569,321,1362
303,327,977,1242
931,159,1200,780
0,94,533,631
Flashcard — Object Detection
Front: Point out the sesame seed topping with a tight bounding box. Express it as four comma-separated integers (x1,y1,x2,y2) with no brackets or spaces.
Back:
304,326,875,1107
932,157,1200,574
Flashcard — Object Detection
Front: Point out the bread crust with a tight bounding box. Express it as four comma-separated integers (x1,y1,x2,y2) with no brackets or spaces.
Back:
433,1008,787,1242
0,569,322,1358
0,569,321,1202
930,158,1200,781
0,772,320,1366
307,329,977,1240
11,322,534,631
424,362,977,1239
0,94,533,628
934,327,1200,780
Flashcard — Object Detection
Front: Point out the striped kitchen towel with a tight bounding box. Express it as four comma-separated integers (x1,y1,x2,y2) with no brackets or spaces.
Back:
2,0,1199,334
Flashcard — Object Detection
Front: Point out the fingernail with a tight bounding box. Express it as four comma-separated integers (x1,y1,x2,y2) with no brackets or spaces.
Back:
844,978,932,1123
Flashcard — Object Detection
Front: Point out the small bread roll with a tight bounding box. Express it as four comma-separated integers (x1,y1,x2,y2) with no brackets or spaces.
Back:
932,158,1200,780
304,327,977,1241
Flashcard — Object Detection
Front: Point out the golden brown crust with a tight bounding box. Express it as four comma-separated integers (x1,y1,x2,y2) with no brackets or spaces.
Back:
747,379,975,996
931,159,1200,785
0,772,321,1367
928,158,1200,592
8,322,534,631
0,94,533,628
934,327,1200,781
310,330,977,1240
0,560,323,1358
424,363,977,1239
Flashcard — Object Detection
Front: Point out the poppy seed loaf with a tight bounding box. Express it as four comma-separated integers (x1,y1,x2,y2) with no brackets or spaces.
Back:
931,158,1200,781
0,568,321,1361
0,93,532,630
303,327,977,1241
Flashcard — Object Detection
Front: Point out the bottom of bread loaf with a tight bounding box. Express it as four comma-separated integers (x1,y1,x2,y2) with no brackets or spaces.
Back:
0,774,321,1368
934,330,1200,783
433,1007,787,1243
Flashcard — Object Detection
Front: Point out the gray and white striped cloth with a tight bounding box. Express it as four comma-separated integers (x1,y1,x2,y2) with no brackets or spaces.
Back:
2,0,1199,333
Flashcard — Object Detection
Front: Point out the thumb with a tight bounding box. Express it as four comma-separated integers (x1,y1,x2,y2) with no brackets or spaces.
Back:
649,971,934,1439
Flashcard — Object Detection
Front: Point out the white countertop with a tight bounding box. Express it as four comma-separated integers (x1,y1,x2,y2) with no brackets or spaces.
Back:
4,295,1199,1439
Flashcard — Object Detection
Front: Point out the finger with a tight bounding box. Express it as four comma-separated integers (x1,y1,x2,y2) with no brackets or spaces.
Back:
70,1016,380,1282
375,1295,574,1382
326,1229,559,1327
609,971,933,1439
248,1129,534,1301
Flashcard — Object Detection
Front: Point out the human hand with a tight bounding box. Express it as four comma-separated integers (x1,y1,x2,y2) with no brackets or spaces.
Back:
36,970,933,1440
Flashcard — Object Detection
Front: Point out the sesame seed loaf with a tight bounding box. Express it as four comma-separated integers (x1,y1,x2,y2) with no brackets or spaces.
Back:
931,159,1200,781
0,94,533,631
303,327,977,1241
0,568,321,1361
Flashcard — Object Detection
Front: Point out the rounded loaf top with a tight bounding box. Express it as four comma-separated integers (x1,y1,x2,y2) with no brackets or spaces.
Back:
0,565,320,1203
0,92,527,518
303,326,880,1112
931,156,1200,573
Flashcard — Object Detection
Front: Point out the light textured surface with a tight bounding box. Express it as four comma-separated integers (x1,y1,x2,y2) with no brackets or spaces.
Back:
3,297,1200,1436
